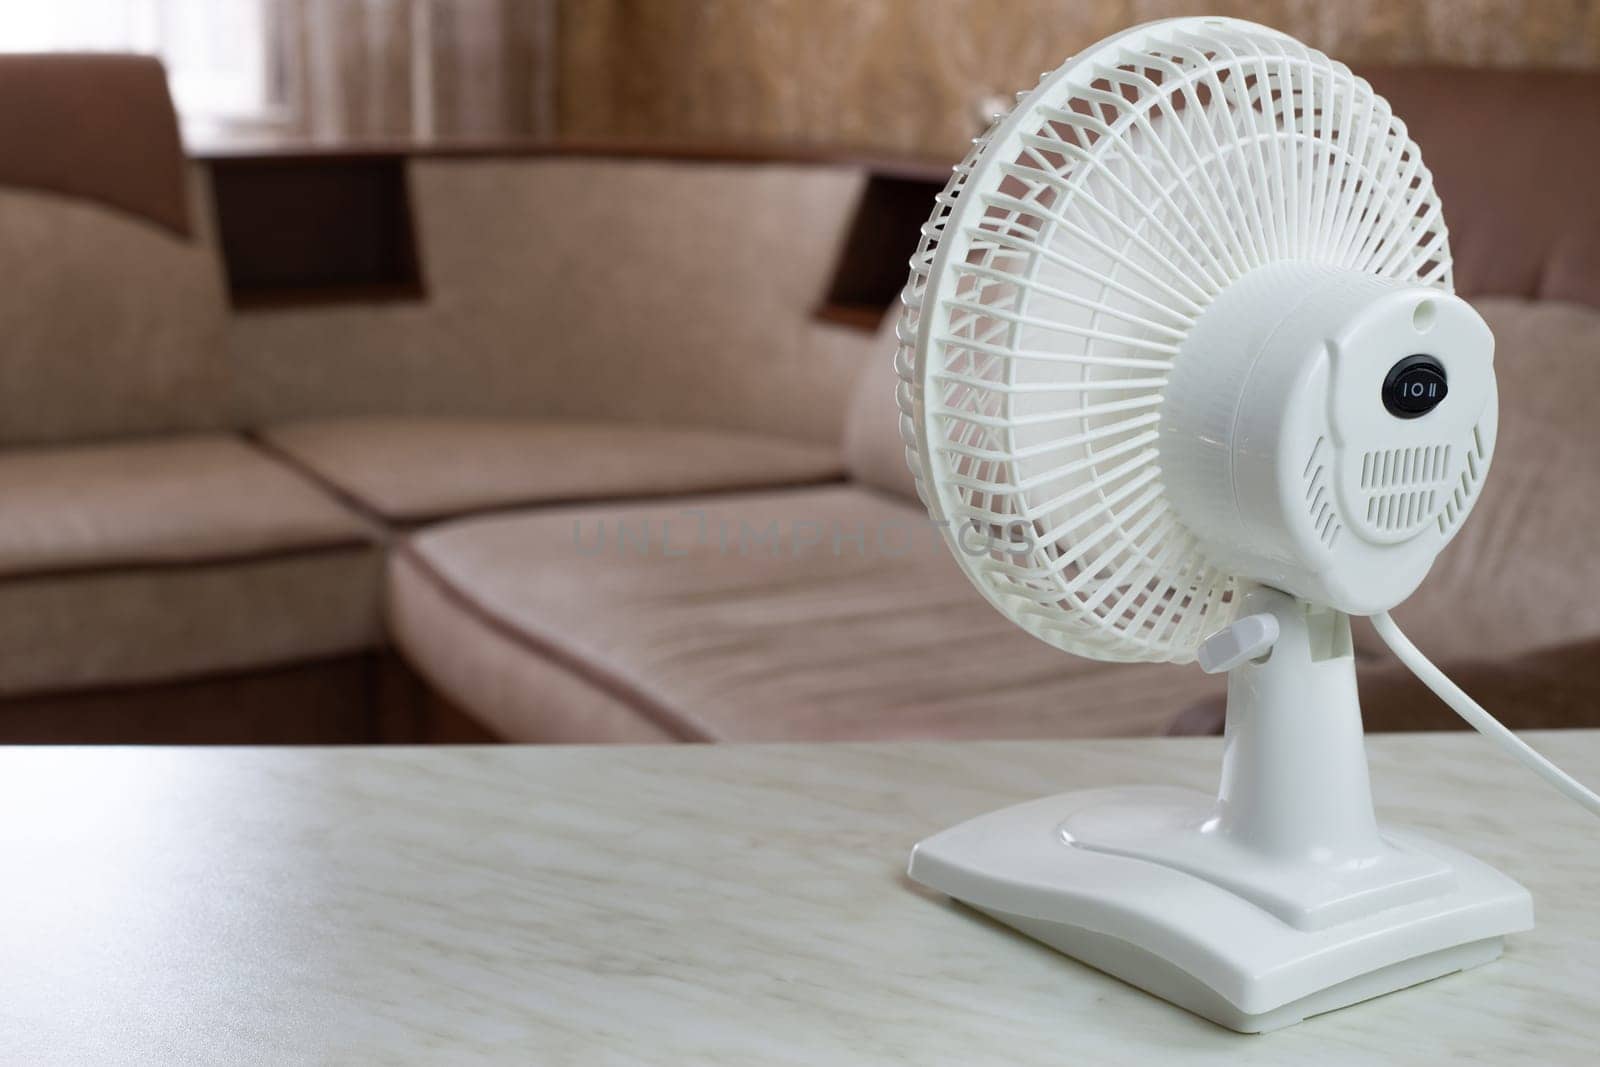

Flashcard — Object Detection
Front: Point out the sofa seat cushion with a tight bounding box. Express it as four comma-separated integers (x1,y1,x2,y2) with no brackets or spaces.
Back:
0,550,382,698
0,434,382,695
256,416,845,523
387,486,1225,742
0,434,373,577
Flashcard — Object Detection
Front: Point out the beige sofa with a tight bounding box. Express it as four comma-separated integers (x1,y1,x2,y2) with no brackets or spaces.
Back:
0,57,857,742
2,56,1597,743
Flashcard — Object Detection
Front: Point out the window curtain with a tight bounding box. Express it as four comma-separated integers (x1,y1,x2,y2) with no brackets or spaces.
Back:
0,0,557,149
280,0,556,146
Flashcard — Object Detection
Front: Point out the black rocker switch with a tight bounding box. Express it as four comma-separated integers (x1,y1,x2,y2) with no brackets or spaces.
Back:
1383,354,1448,419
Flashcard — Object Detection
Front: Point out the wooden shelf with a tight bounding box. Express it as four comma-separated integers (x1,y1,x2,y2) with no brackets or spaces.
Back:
813,302,890,332
198,140,957,315
209,155,424,309
817,171,945,332
188,135,954,178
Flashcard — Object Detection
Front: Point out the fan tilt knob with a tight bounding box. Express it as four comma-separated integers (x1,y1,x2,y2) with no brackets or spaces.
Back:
1197,613,1282,674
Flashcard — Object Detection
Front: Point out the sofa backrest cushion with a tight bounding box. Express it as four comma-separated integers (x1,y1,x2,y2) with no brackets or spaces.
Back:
842,311,919,501
227,157,878,446
0,55,226,446
1363,66,1600,310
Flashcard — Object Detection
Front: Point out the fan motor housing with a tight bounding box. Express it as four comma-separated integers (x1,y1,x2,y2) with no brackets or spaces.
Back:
1159,262,1498,615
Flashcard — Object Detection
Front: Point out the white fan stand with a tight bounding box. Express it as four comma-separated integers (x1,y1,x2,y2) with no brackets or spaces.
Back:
908,587,1532,1033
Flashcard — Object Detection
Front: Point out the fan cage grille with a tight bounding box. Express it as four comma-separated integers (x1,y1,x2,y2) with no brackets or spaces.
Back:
896,19,1453,663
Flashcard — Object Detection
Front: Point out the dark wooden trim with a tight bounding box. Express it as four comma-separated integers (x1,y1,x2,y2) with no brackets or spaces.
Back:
813,303,889,332
229,281,428,311
191,136,958,180
0,650,507,746
0,652,380,744
416,685,505,744
368,649,504,743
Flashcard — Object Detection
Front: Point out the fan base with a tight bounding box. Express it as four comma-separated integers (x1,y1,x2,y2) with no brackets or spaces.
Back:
909,785,1532,1033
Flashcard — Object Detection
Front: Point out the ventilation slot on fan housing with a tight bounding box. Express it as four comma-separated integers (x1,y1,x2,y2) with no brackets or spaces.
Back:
1438,425,1489,535
1357,444,1450,537
1302,438,1342,548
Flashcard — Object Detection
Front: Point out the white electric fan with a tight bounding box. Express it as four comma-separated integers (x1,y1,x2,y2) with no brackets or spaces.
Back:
899,15,1600,1033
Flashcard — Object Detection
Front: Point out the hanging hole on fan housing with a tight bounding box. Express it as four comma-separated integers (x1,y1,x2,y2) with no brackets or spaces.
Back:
1412,299,1437,333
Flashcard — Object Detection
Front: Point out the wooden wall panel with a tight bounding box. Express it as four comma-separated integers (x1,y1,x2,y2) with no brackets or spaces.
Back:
555,0,1600,158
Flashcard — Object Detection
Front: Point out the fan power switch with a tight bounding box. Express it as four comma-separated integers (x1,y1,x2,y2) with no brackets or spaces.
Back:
1383,354,1448,419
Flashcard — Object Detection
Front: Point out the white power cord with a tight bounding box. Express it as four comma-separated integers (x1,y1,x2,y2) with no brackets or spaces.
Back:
1372,612,1600,818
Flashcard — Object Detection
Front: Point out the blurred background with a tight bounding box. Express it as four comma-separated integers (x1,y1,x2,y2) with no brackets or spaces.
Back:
1,0,1598,747
6,0,1599,154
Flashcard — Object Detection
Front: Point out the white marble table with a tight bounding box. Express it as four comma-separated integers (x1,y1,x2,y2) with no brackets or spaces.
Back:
0,733,1596,1065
